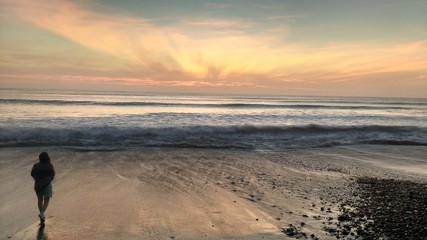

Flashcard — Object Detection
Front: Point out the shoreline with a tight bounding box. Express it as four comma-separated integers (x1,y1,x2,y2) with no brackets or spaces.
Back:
1,145,426,239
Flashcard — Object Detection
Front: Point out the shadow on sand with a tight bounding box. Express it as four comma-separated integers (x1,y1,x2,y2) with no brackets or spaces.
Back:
37,224,48,240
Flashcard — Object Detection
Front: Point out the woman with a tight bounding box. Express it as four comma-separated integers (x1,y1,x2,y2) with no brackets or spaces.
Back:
31,152,55,223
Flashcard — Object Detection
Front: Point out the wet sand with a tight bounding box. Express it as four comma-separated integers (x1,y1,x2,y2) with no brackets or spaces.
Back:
0,145,426,239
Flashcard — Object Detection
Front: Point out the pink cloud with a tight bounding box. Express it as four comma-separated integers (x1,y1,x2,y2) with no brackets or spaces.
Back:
0,73,256,88
180,19,241,27
1,0,427,97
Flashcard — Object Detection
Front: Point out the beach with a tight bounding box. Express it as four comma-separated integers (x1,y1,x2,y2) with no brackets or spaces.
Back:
2,0,427,238
1,145,426,240
1,91,426,239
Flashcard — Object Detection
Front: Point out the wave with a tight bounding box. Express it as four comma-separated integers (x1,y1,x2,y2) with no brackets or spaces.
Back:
0,98,416,110
1,124,426,149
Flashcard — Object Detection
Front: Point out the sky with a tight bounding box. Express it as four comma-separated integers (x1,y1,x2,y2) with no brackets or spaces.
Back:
0,0,426,97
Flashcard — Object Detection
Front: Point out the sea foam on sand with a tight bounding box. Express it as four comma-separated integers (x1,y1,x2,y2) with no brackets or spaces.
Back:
1,146,426,239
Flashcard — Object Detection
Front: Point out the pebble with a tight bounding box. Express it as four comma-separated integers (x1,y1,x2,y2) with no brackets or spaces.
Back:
323,177,427,239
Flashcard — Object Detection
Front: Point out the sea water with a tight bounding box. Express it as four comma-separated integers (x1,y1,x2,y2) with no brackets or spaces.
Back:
0,89,426,150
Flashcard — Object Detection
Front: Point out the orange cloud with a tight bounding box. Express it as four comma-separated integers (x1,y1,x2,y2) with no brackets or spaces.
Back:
2,0,427,95
180,19,241,27
0,73,256,88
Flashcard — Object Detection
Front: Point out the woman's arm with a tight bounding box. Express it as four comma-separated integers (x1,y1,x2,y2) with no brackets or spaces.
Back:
31,164,36,180
51,165,55,181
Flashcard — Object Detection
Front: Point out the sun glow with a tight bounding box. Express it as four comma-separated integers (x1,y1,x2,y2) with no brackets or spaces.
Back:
1,0,426,97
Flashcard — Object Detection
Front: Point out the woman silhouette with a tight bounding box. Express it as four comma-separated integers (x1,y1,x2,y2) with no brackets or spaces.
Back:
31,152,55,223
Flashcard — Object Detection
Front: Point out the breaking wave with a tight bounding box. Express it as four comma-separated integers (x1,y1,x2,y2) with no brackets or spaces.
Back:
1,124,426,150
0,98,417,110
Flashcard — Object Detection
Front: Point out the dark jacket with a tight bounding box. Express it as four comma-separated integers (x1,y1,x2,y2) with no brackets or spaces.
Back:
31,162,55,193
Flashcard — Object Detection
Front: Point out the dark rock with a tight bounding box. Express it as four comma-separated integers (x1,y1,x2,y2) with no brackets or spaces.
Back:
282,227,296,236
338,215,351,222
325,177,427,240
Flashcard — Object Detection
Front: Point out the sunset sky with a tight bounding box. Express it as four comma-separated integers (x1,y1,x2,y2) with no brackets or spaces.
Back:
1,0,426,97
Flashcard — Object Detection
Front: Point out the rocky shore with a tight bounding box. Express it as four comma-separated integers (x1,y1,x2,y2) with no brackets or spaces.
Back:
282,177,427,240
325,178,427,239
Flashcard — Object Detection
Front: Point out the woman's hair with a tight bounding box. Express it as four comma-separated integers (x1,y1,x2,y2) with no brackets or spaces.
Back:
39,152,50,164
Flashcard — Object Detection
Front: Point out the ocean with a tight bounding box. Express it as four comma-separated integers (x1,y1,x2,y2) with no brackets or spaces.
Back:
1,89,426,151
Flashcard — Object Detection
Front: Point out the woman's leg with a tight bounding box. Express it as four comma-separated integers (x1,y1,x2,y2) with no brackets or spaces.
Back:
37,194,46,222
37,194,43,213
41,196,50,214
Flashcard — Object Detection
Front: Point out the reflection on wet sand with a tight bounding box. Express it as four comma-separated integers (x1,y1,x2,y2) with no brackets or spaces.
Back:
37,224,48,240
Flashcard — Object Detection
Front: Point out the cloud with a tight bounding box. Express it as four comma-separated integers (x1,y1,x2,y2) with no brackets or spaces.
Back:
203,3,231,9
180,19,241,27
3,0,175,68
251,2,286,10
1,0,427,97
0,73,256,88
